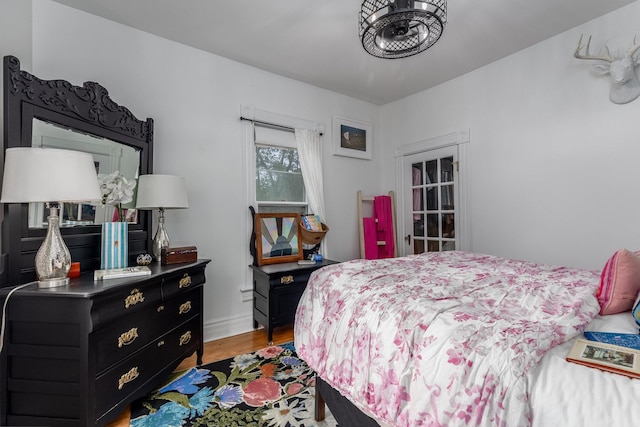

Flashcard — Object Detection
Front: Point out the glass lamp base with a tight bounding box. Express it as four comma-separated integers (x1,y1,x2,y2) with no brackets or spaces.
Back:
35,205,72,288
152,209,170,262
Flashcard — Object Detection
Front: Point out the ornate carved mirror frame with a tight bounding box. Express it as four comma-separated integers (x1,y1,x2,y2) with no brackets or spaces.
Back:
1,55,154,286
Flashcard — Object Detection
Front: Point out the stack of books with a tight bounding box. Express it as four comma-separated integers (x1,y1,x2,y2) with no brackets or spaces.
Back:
94,266,151,280
566,331,640,379
301,214,323,232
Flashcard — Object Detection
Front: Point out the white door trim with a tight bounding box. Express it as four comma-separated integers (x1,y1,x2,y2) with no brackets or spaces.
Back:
394,129,472,256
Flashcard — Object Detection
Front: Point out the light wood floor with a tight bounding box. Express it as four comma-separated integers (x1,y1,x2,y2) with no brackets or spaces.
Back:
106,325,294,427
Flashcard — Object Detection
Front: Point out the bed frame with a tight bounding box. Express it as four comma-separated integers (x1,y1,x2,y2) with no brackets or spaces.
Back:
315,377,380,426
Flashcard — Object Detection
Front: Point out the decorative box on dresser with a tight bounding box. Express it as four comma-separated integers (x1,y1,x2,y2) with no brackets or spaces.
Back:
251,259,337,343
0,259,210,427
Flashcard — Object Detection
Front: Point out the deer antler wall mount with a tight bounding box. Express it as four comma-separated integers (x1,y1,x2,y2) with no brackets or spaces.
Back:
574,34,640,104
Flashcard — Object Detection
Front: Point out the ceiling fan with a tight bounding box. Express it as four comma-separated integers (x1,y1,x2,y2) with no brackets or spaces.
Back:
359,0,447,59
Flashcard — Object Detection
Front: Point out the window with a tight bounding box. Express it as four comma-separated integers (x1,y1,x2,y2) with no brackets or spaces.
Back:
254,125,307,215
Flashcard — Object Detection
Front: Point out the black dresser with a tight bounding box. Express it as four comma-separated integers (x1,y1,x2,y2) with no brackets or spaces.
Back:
251,259,336,343
0,259,210,427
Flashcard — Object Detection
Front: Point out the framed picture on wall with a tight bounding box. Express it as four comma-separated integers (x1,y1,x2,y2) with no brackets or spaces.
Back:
255,213,304,265
332,115,372,160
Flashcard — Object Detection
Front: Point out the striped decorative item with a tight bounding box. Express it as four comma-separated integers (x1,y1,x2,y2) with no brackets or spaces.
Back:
101,222,129,269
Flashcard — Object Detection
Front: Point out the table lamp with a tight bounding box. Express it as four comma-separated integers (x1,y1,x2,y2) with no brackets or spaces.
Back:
135,174,189,261
0,147,102,288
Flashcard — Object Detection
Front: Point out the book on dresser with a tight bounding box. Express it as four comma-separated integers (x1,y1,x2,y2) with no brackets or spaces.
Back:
94,265,152,280
566,338,640,379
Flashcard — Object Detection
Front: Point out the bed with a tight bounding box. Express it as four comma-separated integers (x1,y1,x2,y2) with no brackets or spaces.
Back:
294,251,640,427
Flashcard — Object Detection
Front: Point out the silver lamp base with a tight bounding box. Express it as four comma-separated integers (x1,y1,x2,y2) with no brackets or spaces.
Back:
38,277,70,288
34,204,72,288
152,208,171,262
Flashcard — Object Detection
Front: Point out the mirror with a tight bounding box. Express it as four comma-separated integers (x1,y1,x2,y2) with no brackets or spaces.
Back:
1,55,154,286
29,118,141,228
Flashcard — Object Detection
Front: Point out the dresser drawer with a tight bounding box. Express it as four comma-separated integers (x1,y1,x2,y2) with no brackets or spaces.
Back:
95,317,200,417
94,288,201,373
254,270,315,298
94,281,162,327
157,288,202,328
253,270,313,299
162,266,206,299
268,270,315,288
94,305,161,373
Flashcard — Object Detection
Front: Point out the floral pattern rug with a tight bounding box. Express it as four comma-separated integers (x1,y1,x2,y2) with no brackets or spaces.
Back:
130,342,337,427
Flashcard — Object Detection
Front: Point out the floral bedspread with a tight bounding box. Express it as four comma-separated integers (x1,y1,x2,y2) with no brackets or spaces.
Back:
294,251,601,427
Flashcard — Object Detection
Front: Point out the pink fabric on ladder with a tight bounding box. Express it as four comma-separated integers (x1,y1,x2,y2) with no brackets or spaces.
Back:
374,195,395,258
363,217,379,260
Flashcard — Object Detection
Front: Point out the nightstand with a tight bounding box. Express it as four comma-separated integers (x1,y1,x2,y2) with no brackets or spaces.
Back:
251,259,337,343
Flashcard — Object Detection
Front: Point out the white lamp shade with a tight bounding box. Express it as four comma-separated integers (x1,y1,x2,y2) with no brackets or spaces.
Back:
1,147,102,203
135,174,189,209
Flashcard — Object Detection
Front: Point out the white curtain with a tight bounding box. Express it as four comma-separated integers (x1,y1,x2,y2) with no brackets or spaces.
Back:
294,129,325,222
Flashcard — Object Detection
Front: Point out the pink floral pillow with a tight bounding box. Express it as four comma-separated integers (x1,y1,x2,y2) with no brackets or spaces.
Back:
597,249,640,315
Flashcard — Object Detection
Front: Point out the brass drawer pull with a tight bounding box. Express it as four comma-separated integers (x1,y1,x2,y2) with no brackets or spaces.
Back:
179,331,192,346
157,305,165,312
124,289,145,309
117,328,139,348
281,275,294,285
157,340,165,347
179,274,192,288
179,301,192,315
118,367,139,390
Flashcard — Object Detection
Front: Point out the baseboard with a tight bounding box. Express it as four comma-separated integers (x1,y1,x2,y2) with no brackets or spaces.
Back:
203,313,259,342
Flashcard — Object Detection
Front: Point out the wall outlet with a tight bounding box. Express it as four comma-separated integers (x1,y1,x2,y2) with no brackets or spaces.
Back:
240,287,253,302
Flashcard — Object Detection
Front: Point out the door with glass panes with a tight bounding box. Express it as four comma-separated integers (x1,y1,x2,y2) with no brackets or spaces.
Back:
404,146,458,254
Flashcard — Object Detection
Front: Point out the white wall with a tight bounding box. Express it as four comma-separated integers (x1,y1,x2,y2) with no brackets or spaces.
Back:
0,1,31,66
0,1,32,279
380,2,640,271
4,0,381,340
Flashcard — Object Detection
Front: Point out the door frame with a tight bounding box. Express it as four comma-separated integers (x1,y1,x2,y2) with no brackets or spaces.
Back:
394,129,472,257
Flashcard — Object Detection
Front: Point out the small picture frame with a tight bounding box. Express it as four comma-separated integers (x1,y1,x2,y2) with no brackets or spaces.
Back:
579,342,636,369
111,208,138,223
332,115,372,160
124,208,138,223
566,338,640,379
255,213,304,265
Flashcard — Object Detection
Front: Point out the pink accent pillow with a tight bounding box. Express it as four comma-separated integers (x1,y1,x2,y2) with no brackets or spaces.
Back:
597,249,640,315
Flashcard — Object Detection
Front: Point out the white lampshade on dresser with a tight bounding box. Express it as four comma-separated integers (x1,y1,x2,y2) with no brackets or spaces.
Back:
0,147,101,287
135,174,189,261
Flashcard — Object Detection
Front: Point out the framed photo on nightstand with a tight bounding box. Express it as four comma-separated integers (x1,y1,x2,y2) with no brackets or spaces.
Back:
255,213,304,265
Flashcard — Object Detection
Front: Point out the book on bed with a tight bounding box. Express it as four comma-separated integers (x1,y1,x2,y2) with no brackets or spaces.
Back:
583,331,640,350
566,338,640,379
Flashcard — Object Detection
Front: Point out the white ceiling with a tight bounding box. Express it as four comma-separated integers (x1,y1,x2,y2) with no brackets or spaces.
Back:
50,0,635,105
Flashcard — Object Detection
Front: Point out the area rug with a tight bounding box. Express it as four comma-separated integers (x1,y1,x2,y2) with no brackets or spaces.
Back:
130,342,337,427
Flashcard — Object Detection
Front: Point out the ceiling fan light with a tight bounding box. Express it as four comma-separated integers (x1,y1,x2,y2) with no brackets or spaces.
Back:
359,0,446,59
